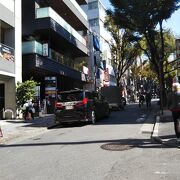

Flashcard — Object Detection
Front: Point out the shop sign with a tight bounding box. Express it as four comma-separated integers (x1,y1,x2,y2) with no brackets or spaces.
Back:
36,58,43,67
42,43,49,57
81,73,86,81
45,77,57,98
104,68,110,82
176,39,180,58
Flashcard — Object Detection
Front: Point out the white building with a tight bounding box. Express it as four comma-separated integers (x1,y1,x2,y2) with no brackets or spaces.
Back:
0,0,22,118
82,0,116,90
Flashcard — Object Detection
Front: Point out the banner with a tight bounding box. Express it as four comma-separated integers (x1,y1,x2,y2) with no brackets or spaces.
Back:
93,35,100,51
0,43,14,62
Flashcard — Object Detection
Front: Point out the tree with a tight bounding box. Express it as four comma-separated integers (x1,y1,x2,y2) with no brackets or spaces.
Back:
16,79,39,110
104,15,141,86
107,0,180,108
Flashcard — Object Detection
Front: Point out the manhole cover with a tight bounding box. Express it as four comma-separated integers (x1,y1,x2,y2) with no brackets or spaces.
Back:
101,143,134,151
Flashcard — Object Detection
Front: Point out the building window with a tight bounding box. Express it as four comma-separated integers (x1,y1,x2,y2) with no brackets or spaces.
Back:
0,21,5,43
89,18,99,27
88,1,98,10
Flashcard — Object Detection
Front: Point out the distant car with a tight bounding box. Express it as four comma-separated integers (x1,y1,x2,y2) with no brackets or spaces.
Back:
100,86,126,110
54,89,110,124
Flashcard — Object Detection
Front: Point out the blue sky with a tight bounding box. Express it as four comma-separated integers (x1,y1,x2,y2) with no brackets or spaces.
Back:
101,0,180,37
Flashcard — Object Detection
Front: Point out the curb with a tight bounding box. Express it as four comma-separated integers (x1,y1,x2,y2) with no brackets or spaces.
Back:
151,114,180,148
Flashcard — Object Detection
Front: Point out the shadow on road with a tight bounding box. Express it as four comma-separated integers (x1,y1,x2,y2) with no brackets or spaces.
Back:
0,137,178,149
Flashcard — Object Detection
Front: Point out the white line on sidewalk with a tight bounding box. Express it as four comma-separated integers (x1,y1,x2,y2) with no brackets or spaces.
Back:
152,116,160,137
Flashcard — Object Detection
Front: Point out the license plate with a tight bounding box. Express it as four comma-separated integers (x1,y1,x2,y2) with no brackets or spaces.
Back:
65,106,73,110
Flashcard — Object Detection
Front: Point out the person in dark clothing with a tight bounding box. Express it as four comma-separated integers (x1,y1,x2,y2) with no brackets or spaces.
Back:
139,93,145,108
167,83,180,141
145,92,152,108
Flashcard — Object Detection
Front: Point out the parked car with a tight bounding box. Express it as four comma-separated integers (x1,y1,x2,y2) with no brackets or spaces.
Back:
54,89,110,124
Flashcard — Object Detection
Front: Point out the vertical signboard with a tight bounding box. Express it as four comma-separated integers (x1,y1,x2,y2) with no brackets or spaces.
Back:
104,68,110,86
176,39,180,59
45,77,57,98
42,43,49,57
176,39,180,77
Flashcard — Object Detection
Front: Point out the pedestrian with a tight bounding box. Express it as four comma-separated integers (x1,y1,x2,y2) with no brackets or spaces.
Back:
23,99,35,120
139,93,145,108
145,91,152,108
167,82,180,141
0,126,3,137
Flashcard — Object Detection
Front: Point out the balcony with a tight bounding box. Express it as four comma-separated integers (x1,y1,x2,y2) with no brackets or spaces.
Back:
36,7,86,46
0,43,15,75
35,7,89,57
39,0,88,31
22,54,87,82
76,0,88,5
22,41,42,55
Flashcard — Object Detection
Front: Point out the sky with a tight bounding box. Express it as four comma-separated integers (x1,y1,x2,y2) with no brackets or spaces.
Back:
101,0,180,38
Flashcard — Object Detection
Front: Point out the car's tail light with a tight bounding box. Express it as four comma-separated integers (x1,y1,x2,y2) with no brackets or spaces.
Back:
75,98,88,108
55,102,65,110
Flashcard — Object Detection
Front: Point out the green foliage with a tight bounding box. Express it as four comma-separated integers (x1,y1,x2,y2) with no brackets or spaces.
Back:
16,79,39,109
162,31,176,60
108,0,180,106
131,61,158,83
108,0,180,33
104,15,142,86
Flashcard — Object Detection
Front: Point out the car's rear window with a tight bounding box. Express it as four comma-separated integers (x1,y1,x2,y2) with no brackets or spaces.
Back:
58,91,84,102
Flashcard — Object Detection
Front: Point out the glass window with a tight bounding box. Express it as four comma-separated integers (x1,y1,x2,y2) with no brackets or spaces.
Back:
88,1,98,10
89,18,99,27
0,21,5,43
85,92,93,99
59,91,84,102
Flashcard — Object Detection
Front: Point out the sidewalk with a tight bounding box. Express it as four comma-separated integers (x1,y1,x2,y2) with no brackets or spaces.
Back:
0,114,55,144
152,109,180,148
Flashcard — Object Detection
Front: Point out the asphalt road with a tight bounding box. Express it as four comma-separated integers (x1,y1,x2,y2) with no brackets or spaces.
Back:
0,101,180,180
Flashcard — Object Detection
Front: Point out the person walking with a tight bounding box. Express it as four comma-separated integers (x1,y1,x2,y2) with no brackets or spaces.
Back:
139,93,145,108
145,91,152,108
167,82,180,141
23,99,34,120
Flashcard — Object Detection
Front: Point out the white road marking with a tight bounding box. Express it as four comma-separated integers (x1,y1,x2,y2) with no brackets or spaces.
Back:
152,116,160,137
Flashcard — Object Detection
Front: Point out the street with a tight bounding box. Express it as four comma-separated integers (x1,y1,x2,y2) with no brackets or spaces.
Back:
0,101,180,180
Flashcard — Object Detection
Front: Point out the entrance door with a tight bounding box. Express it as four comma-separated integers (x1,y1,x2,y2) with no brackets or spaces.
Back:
0,84,5,119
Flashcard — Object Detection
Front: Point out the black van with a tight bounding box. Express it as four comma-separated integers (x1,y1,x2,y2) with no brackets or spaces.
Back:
54,89,110,124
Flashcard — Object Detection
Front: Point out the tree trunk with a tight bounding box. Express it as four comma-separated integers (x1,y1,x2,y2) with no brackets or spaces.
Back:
158,61,166,114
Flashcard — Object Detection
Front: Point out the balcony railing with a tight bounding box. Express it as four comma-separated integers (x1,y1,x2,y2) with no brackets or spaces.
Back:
68,0,87,20
22,41,43,55
36,7,87,46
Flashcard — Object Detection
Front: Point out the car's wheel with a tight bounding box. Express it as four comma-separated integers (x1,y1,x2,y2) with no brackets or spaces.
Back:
89,110,96,124
104,108,111,117
122,97,126,106
105,107,110,117
55,116,62,124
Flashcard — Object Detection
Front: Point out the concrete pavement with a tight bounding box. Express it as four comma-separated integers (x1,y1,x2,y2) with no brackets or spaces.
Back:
1,104,180,148
0,114,55,144
152,109,180,148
